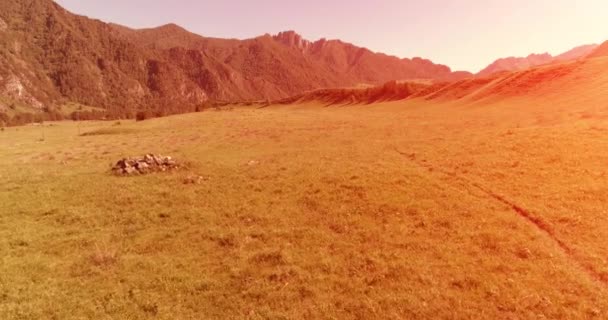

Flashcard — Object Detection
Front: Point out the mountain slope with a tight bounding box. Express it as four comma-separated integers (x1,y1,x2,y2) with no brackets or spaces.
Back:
272,31,468,83
477,44,597,77
554,44,598,61
588,41,608,58
0,0,472,122
1,0,601,126
287,54,608,108
0,0,207,119
114,27,472,99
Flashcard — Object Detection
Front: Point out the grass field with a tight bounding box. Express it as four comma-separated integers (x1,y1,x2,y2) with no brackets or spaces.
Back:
2,98,608,319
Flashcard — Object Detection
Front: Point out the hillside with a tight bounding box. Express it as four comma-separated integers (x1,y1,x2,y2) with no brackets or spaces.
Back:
0,0,470,125
1,0,603,127
554,44,599,61
0,0,207,121
477,44,597,77
425,55,608,105
284,54,608,108
4,84,608,318
112,27,472,99
5,2,608,318
588,41,608,58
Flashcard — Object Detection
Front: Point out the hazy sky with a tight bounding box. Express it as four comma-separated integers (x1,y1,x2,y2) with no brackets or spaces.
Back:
54,0,608,72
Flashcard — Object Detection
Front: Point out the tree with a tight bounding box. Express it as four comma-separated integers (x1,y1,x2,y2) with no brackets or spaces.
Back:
135,111,149,121
0,112,9,126
11,113,34,126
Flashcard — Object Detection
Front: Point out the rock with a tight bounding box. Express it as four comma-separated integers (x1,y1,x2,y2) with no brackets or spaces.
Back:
144,154,154,164
136,161,149,173
111,154,179,175
183,175,205,185
117,159,129,169
124,166,138,175
163,156,176,166
153,155,163,165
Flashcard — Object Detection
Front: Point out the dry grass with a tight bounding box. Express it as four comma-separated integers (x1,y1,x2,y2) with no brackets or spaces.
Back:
2,98,608,319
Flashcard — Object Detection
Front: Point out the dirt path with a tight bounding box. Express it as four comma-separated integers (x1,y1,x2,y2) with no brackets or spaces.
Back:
394,147,608,288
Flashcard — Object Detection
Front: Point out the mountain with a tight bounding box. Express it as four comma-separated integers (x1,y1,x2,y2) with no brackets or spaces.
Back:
588,41,608,58
477,44,598,77
112,27,472,98
0,0,207,119
271,31,470,83
290,52,608,107
554,44,598,61
0,0,471,122
477,53,553,77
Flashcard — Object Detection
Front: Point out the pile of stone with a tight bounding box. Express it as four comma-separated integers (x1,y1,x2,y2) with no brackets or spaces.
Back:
112,154,178,175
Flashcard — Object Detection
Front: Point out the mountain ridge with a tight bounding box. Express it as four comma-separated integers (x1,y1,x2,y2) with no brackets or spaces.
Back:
0,0,473,122
477,44,598,77
0,0,604,126
588,41,608,58
280,54,608,108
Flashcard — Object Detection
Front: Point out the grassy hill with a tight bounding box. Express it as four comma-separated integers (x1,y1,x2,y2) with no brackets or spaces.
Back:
2,94,608,318
281,55,608,108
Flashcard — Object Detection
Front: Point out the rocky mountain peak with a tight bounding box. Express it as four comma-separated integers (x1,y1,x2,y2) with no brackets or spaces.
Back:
273,31,311,50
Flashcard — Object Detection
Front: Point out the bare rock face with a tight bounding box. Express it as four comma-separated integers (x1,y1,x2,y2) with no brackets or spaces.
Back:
1,75,44,109
112,154,178,175
273,31,311,51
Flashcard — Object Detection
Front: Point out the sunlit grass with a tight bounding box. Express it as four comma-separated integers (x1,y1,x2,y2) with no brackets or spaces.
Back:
1,101,608,319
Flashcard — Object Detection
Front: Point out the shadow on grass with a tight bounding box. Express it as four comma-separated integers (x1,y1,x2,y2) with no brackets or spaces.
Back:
80,127,138,136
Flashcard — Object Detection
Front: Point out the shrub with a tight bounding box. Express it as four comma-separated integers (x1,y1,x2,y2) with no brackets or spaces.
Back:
135,111,149,121
0,112,9,124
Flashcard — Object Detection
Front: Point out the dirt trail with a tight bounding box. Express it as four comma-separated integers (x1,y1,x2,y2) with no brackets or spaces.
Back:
394,147,608,288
